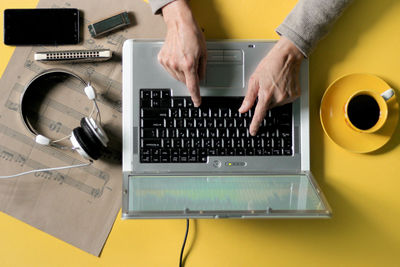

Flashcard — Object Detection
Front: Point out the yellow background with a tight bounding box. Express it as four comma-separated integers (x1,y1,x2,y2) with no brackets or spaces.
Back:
1,0,400,266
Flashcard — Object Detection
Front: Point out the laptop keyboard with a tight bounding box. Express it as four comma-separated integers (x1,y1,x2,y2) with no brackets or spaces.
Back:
140,89,293,163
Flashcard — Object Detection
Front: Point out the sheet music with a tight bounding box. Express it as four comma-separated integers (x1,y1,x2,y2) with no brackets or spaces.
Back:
0,0,165,255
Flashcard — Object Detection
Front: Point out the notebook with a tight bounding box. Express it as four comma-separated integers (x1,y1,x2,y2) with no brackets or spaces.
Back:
122,39,331,219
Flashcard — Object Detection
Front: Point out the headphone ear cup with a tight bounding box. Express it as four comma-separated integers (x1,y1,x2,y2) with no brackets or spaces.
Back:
72,127,102,160
80,118,107,150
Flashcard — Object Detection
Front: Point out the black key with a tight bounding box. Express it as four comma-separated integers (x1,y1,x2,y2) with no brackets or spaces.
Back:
188,129,197,138
193,139,202,148
175,119,185,128
167,128,176,138
217,148,227,156
245,148,255,155
142,119,164,128
255,148,263,155
263,148,272,156
141,154,150,163
243,139,253,148
186,98,194,108
188,154,198,162
195,118,205,128
173,139,182,148
200,108,210,118
236,118,245,128
254,138,263,148
140,99,151,108
226,148,235,156
177,128,187,138
160,99,172,108
180,156,188,162
208,149,217,156
233,139,242,148
283,138,292,148
205,118,214,128
219,129,228,138
182,138,192,148
173,98,185,108
158,129,167,138
199,149,207,157
152,90,160,98
272,149,282,155
229,128,238,138
151,99,160,107
226,118,235,128
181,108,190,118
223,138,232,148
141,90,152,99
214,139,223,148
198,129,208,138
160,149,170,162
141,108,169,118
199,156,207,163
142,129,157,138
151,149,160,162
236,148,245,156
141,149,151,156
162,139,172,148
203,138,213,148
215,118,225,128
238,128,248,138
208,129,218,138
220,108,230,117
210,108,220,117
141,139,161,149
160,89,171,98
190,108,199,117
165,119,174,128
170,109,180,118
185,118,195,128
283,149,292,156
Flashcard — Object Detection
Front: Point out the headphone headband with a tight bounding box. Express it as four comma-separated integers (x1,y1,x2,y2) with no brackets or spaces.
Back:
20,69,88,137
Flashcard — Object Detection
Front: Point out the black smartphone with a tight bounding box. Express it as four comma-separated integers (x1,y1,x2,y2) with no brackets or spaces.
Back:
4,8,80,45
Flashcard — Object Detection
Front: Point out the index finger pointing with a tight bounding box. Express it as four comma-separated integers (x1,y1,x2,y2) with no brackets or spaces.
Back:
184,68,201,107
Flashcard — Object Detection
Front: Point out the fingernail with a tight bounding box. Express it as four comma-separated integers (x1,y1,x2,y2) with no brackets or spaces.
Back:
239,100,248,113
193,99,201,107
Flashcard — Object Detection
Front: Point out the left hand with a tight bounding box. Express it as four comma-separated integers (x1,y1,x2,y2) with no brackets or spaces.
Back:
238,36,304,136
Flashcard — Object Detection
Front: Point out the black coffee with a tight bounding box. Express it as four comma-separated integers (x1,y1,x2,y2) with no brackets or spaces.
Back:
347,94,380,130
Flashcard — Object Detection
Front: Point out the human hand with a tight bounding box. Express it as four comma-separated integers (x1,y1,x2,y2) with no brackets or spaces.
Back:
238,36,304,136
158,0,207,107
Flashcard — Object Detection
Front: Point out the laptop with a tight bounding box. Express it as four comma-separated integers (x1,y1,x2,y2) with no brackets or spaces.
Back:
122,39,331,219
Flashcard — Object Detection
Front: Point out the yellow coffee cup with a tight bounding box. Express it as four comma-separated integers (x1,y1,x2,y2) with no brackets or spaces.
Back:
344,88,394,133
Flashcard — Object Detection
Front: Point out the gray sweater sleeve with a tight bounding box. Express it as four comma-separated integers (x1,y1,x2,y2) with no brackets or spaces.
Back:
276,0,353,57
148,0,176,14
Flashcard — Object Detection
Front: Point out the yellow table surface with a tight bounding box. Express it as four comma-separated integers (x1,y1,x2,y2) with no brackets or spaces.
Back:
1,0,400,266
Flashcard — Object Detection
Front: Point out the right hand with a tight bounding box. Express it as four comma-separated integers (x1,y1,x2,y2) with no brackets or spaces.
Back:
158,0,207,107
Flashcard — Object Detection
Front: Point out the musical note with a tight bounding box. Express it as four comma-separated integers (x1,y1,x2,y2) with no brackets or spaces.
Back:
49,121,62,133
14,155,26,167
0,150,14,161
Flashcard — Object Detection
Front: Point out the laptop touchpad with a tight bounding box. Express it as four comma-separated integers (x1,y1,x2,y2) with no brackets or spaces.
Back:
204,49,244,88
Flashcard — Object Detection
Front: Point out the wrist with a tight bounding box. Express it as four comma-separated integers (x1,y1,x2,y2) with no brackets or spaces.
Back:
277,36,304,61
162,0,195,27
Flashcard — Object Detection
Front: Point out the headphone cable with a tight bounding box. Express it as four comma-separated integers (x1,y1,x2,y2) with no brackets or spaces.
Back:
0,161,93,179
179,219,190,267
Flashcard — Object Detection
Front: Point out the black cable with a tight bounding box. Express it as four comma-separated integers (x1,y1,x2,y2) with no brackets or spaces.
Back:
179,219,190,267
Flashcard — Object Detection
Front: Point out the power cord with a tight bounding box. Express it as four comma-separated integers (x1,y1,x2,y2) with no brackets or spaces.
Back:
179,219,190,267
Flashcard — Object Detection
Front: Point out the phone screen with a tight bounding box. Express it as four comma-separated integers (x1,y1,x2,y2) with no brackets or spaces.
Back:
4,8,80,45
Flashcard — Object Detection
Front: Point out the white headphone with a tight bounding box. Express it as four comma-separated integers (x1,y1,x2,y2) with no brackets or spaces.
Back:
20,69,109,160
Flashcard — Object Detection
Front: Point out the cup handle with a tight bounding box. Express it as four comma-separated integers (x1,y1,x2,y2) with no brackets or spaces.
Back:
381,88,395,101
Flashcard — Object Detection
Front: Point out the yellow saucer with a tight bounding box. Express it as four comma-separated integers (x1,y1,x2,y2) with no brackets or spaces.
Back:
320,73,399,153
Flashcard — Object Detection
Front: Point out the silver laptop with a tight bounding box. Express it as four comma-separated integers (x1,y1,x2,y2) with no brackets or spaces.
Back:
122,39,331,219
